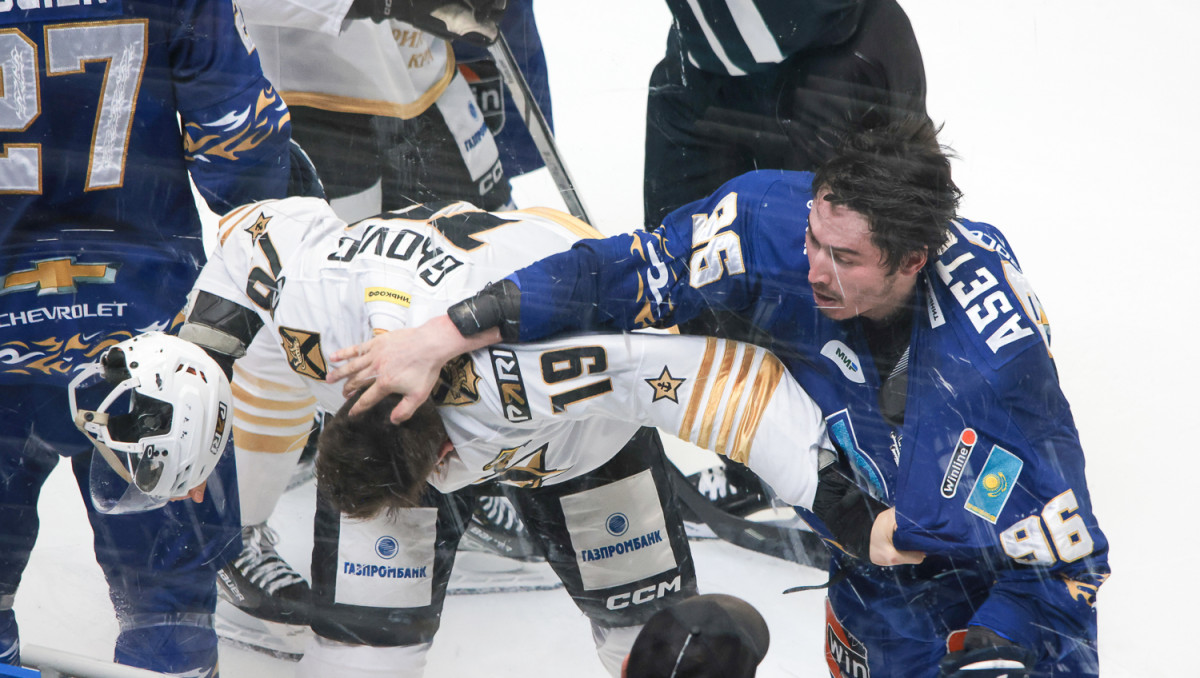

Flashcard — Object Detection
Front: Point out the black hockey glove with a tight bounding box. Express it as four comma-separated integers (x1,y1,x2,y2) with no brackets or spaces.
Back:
446,279,521,341
345,0,507,45
938,627,1036,678
810,449,888,560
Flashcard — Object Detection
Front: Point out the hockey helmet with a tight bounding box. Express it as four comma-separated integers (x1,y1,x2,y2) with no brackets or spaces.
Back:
68,332,233,514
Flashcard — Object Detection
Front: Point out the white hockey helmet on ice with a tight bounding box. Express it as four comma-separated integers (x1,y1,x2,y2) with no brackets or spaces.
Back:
68,332,233,514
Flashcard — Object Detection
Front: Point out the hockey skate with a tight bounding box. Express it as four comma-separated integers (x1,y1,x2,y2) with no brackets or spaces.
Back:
450,496,562,595
215,523,313,661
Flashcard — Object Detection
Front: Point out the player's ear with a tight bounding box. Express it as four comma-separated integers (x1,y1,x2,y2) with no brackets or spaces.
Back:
898,248,927,276
437,439,455,461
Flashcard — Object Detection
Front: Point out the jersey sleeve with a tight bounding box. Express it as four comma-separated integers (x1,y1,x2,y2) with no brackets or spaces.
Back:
172,0,292,214
514,333,826,508
192,197,334,324
510,173,802,342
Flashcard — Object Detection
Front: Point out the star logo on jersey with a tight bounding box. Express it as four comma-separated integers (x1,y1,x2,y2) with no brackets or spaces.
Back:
432,355,481,406
644,366,686,403
277,326,328,381
0,258,119,296
246,213,271,242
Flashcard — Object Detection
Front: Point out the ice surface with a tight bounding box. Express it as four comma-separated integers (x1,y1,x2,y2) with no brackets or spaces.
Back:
16,1,1199,676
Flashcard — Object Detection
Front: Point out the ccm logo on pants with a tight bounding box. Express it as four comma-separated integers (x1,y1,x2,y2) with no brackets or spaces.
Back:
606,575,681,610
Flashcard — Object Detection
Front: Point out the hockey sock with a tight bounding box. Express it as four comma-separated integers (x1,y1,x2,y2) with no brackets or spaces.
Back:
236,448,303,527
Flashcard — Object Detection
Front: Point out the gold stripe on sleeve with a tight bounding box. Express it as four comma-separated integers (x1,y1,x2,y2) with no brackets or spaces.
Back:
233,409,317,431
715,345,758,456
728,351,785,465
679,337,718,440
232,381,317,412
697,340,739,449
232,365,309,395
232,426,312,455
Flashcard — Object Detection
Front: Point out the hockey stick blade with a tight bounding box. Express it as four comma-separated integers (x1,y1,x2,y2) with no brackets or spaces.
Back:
487,33,591,224
667,462,831,570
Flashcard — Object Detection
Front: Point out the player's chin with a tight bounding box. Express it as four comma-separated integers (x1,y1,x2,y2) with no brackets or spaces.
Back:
814,299,850,320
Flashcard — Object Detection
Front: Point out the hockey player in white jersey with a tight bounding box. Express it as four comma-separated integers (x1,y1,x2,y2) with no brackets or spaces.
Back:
218,1,541,639
177,197,690,676
140,196,907,676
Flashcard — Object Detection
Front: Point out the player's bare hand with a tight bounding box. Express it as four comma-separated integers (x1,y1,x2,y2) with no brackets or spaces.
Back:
327,316,500,423
170,481,207,504
328,328,443,422
870,507,925,567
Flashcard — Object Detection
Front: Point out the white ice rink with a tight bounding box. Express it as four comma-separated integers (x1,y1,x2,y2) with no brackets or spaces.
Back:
14,1,1200,676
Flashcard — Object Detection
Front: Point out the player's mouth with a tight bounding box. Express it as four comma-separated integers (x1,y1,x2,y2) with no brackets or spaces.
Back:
812,287,840,306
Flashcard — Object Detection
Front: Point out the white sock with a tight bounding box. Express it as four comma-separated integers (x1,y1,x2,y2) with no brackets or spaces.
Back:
236,447,303,527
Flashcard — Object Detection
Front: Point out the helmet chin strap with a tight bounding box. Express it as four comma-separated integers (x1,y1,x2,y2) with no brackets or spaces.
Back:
73,409,135,484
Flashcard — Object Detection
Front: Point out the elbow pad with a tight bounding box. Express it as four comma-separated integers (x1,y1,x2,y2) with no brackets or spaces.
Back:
447,279,521,341
178,291,264,378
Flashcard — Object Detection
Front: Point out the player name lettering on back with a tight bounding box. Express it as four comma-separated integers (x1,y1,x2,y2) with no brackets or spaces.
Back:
327,225,464,287
933,230,1033,354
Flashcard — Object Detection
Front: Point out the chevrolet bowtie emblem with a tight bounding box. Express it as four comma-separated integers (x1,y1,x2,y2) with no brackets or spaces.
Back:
0,258,119,296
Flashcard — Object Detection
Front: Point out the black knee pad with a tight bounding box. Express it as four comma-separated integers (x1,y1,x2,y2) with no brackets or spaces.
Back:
309,486,475,646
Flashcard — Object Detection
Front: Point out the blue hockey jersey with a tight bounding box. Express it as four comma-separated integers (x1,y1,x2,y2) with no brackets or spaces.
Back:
0,0,290,385
507,170,1109,665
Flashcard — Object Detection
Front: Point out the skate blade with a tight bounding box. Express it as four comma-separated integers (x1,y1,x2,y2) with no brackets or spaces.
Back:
215,599,309,662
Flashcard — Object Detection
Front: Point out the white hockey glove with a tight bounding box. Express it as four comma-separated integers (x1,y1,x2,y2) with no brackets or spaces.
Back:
345,0,507,45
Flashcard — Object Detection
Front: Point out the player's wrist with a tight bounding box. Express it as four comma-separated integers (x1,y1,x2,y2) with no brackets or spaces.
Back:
431,314,500,358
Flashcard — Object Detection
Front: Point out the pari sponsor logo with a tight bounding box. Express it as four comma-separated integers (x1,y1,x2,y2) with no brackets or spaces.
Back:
820,340,865,384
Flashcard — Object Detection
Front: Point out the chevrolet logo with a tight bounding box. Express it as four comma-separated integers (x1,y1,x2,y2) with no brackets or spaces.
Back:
0,258,119,296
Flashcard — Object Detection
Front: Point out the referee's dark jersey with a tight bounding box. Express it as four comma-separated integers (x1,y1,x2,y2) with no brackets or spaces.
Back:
665,0,865,74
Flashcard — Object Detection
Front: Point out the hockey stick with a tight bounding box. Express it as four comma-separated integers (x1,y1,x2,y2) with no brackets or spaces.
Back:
487,33,592,224
666,461,832,570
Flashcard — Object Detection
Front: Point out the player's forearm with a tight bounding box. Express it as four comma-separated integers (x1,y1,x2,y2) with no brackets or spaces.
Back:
427,313,502,360
509,233,678,341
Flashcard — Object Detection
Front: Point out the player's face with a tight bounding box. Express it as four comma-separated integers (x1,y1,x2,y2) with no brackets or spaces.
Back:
805,191,925,322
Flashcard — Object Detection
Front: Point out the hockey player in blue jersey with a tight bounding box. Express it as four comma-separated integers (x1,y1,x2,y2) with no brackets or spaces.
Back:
0,1,291,675
331,117,1109,678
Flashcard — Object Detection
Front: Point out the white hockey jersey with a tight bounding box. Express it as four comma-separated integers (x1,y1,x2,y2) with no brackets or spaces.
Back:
237,1,454,117
429,333,825,507
193,197,824,507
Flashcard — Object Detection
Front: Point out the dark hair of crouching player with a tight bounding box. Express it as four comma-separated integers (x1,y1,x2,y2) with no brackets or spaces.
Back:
315,390,450,519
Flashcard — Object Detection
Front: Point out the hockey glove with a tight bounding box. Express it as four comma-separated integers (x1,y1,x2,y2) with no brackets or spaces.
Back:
346,0,507,45
810,448,887,560
938,626,1036,678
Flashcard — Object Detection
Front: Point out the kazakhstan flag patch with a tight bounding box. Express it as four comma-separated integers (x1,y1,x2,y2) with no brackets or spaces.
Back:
964,445,1023,524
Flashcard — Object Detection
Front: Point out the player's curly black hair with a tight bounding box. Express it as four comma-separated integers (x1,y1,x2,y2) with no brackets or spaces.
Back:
315,390,446,520
812,115,961,272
